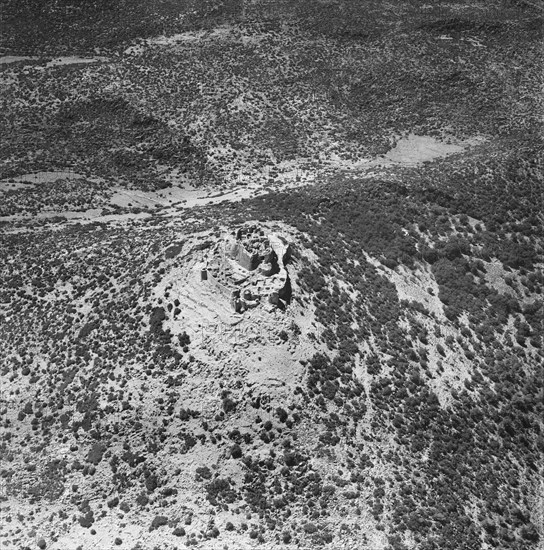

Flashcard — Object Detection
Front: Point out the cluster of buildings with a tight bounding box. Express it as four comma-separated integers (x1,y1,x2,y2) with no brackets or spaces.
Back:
200,225,291,312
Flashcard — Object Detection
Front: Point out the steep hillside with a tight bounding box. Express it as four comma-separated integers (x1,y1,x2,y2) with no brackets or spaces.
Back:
1,153,542,548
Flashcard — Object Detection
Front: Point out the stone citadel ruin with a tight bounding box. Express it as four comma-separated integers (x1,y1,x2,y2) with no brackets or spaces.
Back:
201,225,291,313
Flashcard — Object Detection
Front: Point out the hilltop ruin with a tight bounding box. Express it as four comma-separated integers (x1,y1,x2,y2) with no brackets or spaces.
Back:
201,225,291,313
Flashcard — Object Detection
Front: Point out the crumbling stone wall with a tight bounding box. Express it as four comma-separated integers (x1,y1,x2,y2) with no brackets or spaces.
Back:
227,242,260,271
203,225,291,312
206,265,238,300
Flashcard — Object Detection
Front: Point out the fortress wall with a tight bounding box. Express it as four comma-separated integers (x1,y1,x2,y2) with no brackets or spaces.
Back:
236,247,259,271
205,229,291,311
206,268,235,300
228,240,259,271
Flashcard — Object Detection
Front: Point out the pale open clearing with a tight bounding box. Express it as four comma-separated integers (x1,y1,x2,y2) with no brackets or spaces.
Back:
0,55,107,67
1,170,84,184
0,55,40,64
44,56,108,67
382,133,484,165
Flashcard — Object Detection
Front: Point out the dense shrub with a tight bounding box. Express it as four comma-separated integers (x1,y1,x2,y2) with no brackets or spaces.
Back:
150,515,168,530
